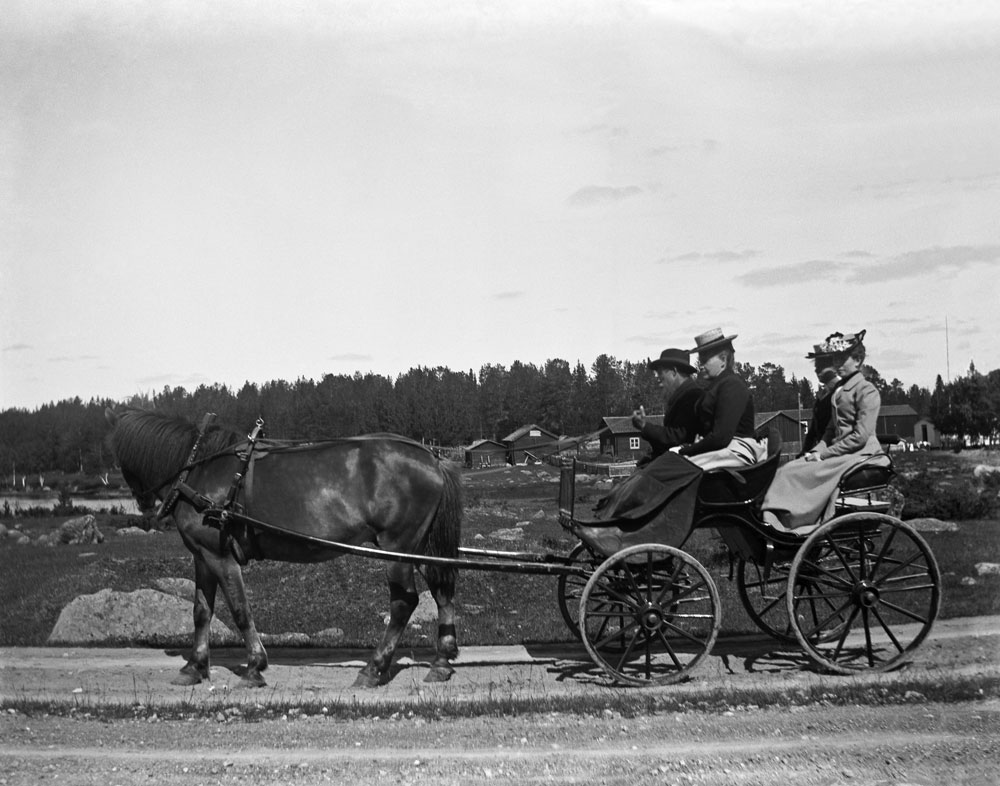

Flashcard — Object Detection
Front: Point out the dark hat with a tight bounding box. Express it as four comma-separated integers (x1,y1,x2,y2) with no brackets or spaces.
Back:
690,327,737,355
805,329,867,359
649,348,696,375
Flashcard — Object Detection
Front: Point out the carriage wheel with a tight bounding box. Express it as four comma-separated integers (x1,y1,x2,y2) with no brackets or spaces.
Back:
786,513,940,674
556,542,601,640
736,557,796,643
579,544,721,686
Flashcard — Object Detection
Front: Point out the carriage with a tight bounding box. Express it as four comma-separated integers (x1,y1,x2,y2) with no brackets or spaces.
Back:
105,409,941,689
552,430,941,685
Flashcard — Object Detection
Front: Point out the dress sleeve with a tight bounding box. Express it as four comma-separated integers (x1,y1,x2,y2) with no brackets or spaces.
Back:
680,378,747,457
819,382,881,458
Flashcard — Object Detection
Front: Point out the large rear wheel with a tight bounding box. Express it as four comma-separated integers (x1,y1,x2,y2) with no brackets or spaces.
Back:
579,544,721,686
787,513,940,673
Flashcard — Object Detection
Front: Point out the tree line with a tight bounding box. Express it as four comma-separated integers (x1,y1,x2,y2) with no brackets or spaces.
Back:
1,355,996,480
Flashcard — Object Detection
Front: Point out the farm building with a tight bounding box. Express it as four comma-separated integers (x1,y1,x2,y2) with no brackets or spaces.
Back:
914,418,941,448
757,404,924,452
598,415,663,461
464,439,507,468
502,424,560,464
754,411,804,457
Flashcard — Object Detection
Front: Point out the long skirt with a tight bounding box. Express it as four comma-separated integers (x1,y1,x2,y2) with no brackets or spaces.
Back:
687,436,767,471
761,449,888,531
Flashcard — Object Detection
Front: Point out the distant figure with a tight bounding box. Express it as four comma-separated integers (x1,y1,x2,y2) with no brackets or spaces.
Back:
678,328,766,471
762,329,886,530
631,347,702,467
801,342,843,456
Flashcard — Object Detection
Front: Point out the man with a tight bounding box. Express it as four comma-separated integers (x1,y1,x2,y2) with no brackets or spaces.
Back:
801,344,843,456
631,347,702,467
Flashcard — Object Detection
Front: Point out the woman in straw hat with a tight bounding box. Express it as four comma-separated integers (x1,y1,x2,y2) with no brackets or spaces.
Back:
676,328,767,471
762,330,886,531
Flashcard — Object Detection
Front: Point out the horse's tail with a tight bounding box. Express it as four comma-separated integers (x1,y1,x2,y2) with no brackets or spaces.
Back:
425,459,462,594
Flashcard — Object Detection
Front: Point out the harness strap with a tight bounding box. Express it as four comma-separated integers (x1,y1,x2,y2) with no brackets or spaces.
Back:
157,412,217,520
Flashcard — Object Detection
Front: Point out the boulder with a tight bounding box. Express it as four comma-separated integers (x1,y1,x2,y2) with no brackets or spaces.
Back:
116,526,148,537
261,631,312,647
975,562,1000,576
490,528,524,541
58,514,105,545
905,518,958,533
153,577,197,603
973,465,1000,479
47,588,237,646
312,627,346,646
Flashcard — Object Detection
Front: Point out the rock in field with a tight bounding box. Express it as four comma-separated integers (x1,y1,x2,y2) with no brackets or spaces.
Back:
153,577,197,603
905,517,958,533
975,562,1000,576
47,588,237,646
58,514,105,545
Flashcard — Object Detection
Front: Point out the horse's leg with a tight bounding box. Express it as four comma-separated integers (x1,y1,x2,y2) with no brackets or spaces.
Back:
425,570,459,683
353,562,418,688
172,553,217,686
213,553,269,688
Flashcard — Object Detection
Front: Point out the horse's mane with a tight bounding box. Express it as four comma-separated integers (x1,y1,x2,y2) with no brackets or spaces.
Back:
108,408,240,485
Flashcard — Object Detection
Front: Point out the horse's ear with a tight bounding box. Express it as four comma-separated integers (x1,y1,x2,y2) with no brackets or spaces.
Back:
105,408,118,426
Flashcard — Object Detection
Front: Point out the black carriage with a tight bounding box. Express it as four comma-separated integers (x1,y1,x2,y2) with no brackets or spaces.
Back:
553,432,941,686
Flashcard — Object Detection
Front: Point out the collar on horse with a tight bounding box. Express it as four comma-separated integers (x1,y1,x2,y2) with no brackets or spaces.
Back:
156,414,266,521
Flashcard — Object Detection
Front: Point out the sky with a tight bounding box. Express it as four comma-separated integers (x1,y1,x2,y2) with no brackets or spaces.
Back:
2,0,999,412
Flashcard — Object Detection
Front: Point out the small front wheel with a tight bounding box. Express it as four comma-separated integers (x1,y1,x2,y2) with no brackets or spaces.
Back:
787,513,941,674
556,542,601,639
579,544,721,686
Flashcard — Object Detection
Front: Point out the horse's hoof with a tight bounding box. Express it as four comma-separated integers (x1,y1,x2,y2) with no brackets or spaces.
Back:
352,671,381,689
423,666,455,683
238,672,267,689
171,671,203,687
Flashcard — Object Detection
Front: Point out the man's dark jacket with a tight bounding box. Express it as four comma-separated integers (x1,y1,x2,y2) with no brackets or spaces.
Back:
639,377,703,461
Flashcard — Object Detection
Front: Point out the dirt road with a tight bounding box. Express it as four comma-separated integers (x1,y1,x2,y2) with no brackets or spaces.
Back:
3,701,998,785
2,616,999,784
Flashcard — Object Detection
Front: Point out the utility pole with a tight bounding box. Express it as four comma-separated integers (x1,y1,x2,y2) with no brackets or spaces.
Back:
945,316,951,383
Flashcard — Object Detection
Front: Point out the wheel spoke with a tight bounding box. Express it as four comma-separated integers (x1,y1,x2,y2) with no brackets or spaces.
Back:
869,606,905,654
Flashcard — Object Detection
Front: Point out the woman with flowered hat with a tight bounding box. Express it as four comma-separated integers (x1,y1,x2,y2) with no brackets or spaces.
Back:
677,328,768,470
761,329,886,530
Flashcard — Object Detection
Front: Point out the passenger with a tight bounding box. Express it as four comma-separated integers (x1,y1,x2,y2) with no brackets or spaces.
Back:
677,328,767,471
801,343,843,455
631,347,702,467
761,330,884,530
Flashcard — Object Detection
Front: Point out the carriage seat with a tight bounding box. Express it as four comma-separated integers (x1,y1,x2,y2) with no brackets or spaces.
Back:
838,457,894,494
696,429,782,508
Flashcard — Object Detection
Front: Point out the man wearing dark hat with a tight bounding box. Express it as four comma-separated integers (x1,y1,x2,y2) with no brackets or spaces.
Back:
631,348,702,466
801,340,843,455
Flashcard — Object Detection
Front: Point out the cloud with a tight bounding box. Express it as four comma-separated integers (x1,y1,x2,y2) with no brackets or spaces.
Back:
3,344,32,352
48,355,100,363
649,139,718,157
847,244,1000,283
840,250,874,258
737,259,839,287
567,185,642,207
660,250,760,264
854,172,1000,199
493,290,525,300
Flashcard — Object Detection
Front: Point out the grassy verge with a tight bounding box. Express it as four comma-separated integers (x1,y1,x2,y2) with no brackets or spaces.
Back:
4,674,998,722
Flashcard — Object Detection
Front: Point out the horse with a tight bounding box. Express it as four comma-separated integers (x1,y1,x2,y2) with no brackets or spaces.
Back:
104,407,462,688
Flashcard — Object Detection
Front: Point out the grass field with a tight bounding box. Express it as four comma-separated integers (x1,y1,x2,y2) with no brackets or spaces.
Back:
1,451,999,649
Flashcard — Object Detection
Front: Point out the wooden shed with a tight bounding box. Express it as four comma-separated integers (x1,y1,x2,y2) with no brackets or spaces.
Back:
598,415,664,460
465,439,508,468
754,411,805,457
502,424,560,465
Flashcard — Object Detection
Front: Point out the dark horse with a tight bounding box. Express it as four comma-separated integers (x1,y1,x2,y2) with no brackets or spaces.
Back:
104,407,462,688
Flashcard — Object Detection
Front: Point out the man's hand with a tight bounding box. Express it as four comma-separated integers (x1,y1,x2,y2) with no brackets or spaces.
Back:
631,405,646,429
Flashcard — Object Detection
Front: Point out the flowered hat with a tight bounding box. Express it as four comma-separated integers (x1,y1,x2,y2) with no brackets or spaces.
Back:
805,329,866,359
689,328,737,355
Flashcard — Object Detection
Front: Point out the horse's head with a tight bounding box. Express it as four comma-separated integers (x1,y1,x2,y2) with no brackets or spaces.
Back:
104,406,197,512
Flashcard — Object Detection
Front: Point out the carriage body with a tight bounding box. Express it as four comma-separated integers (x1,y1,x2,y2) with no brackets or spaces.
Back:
555,441,941,686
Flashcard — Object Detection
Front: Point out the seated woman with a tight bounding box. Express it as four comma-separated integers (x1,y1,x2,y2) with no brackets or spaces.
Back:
761,330,885,531
677,328,767,470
